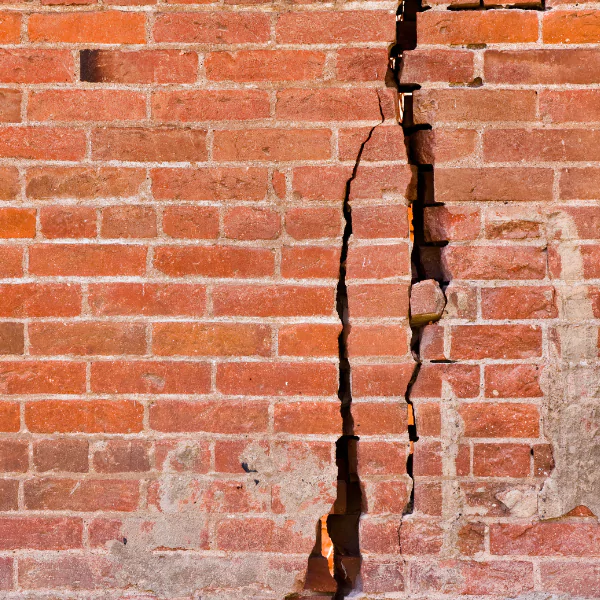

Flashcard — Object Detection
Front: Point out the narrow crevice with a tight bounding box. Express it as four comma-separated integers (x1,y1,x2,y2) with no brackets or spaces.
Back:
303,109,383,600
394,0,450,520
328,109,385,600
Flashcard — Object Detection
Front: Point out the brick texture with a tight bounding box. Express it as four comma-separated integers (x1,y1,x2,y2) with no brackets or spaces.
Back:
0,0,597,597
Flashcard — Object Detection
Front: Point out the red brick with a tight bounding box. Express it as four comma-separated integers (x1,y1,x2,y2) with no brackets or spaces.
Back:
285,207,341,240
482,286,556,319
26,167,144,199
0,517,82,549
484,206,543,240
347,244,410,279
360,517,402,554
473,444,531,477
348,283,409,318
92,128,206,162
28,90,145,122
80,49,198,83
33,440,88,473
425,128,477,164
581,246,600,278
224,207,281,241
281,246,339,279
361,561,404,593
18,556,116,590
560,168,600,200
350,165,416,201
278,324,340,357
0,208,35,238
150,399,269,433
276,11,395,44
353,402,409,435
420,325,445,361
541,90,600,122
152,167,267,201
0,361,86,394
442,246,546,280
544,11,600,44
0,167,18,200
410,560,534,595
0,403,19,432
29,322,146,356
293,166,352,201
424,206,480,242
26,400,143,433
349,325,409,357
460,403,539,438
152,90,270,122
215,440,269,473
206,50,325,81
0,89,20,122
213,285,333,317
549,206,600,239
93,440,150,473
0,481,17,511
0,50,73,83
29,11,146,43
89,283,205,317
435,168,553,202
491,523,600,556
400,49,474,84
152,323,271,356
414,482,442,516
0,440,27,472
400,519,444,555
485,364,542,398
359,442,407,475
352,362,414,398
0,13,20,43
91,360,210,394
29,244,146,276
24,479,139,512
411,364,479,398
101,205,156,239
352,205,410,239
336,48,389,82
0,127,85,160
415,89,537,125
450,325,542,360
485,49,600,85
540,562,600,597
485,129,600,162
418,10,538,44
276,88,381,122
339,127,407,162
154,12,270,43
39,207,97,239
217,362,337,396
214,128,330,161
216,518,313,553
366,479,411,514
274,401,340,434
154,246,273,277
163,206,219,239
458,522,485,556
534,443,555,477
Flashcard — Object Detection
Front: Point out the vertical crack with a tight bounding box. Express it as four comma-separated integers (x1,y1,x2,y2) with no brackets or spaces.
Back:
303,104,384,599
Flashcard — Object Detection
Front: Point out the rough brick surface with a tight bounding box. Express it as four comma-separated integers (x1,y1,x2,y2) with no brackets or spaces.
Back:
0,0,598,597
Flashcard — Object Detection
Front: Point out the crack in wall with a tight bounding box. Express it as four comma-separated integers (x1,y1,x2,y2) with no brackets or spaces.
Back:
394,0,449,532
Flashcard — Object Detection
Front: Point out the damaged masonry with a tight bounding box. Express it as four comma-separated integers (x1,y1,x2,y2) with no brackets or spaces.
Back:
3,0,600,597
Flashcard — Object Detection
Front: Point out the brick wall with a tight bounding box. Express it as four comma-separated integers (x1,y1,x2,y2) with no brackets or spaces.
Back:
0,0,598,597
